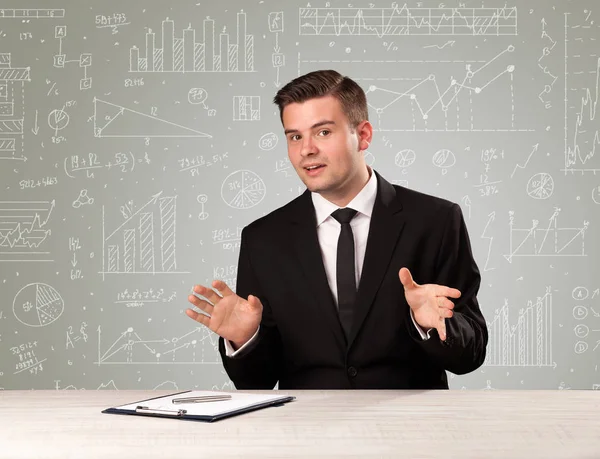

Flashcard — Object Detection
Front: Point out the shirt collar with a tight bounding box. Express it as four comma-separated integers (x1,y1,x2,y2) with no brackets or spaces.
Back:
311,166,378,227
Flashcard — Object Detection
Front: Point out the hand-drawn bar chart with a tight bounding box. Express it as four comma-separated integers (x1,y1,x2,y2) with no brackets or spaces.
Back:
101,192,187,279
129,11,255,73
299,6,518,37
484,287,553,367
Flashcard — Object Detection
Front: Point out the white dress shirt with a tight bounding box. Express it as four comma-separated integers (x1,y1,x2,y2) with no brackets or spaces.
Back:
225,166,431,357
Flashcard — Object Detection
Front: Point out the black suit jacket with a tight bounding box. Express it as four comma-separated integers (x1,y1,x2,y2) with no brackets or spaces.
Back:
218,170,488,389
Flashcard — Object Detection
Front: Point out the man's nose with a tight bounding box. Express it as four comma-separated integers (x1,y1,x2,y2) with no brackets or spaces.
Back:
301,137,318,156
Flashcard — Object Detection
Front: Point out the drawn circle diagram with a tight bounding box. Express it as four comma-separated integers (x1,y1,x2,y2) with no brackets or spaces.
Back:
13,283,64,327
573,305,588,320
188,88,208,105
527,173,554,199
432,149,456,169
574,324,589,339
221,170,266,209
259,132,278,151
48,109,69,131
395,149,416,168
572,286,589,300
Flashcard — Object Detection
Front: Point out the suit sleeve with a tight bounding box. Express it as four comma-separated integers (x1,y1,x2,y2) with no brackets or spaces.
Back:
406,203,488,375
218,227,283,389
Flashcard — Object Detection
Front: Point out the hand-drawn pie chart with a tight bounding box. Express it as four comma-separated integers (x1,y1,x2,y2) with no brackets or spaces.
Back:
221,170,266,209
13,283,64,327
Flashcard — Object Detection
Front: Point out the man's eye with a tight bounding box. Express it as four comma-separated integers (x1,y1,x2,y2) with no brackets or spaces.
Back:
289,134,300,141
318,129,330,136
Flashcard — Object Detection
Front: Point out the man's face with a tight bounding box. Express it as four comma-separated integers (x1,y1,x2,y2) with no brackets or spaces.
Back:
282,95,371,204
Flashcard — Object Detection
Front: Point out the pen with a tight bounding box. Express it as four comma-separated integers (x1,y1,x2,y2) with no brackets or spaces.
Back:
172,395,232,404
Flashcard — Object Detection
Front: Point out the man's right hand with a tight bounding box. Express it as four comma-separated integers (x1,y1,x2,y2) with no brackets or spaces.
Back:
186,280,263,349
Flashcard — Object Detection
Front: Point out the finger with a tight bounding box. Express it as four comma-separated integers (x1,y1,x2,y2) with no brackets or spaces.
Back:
187,293,214,316
399,267,418,290
437,286,461,299
438,307,453,319
437,297,455,310
192,284,221,304
185,307,211,326
212,279,235,297
437,318,447,341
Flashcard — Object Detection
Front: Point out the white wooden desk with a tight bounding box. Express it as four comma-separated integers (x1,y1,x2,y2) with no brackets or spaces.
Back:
1,390,599,458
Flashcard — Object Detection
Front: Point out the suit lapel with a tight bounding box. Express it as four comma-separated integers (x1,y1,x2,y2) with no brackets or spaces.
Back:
288,191,347,347
347,172,405,349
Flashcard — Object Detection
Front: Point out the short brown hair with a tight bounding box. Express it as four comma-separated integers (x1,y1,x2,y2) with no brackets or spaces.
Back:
273,69,368,129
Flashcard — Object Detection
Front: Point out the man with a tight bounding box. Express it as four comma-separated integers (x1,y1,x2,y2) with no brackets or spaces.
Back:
186,70,488,389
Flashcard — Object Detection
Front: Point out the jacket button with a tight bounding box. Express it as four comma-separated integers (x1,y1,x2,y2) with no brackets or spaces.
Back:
347,366,357,377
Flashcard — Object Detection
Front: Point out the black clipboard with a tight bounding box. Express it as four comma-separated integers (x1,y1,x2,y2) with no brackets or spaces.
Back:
101,390,296,423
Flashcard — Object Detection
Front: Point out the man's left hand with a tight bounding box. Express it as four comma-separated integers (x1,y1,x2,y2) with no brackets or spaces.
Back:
399,267,461,341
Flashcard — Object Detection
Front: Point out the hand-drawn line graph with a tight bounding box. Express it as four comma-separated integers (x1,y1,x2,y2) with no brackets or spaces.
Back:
300,46,533,132
504,208,589,263
13,282,64,327
0,53,30,162
53,26,92,90
563,12,600,174
101,192,188,279
93,98,211,138
95,326,220,364
299,6,518,36
0,200,54,262
129,11,254,73
0,9,64,19
484,286,554,367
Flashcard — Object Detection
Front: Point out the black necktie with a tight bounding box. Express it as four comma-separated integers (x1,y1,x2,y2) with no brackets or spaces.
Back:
331,208,358,340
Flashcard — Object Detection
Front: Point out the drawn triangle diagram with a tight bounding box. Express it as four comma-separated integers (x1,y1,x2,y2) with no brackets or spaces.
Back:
93,98,212,138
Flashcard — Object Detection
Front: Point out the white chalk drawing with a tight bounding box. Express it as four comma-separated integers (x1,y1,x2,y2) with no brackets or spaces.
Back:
268,12,285,86
93,98,211,138
432,148,456,172
53,26,92,90
526,173,554,200
538,18,558,109
233,96,260,121
299,6,518,36
101,192,188,279
72,189,94,208
480,211,495,272
13,282,64,327
563,13,600,173
394,149,416,168
197,194,209,220
0,199,54,262
504,208,589,263
47,109,69,135
484,286,554,367
0,9,64,19
188,88,208,107
129,12,255,73
510,143,539,178
0,53,30,162
221,170,266,209
259,132,278,151
96,326,220,364
592,186,600,205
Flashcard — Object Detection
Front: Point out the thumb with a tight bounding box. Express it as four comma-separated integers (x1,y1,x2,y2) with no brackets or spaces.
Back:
399,267,417,290
247,294,262,309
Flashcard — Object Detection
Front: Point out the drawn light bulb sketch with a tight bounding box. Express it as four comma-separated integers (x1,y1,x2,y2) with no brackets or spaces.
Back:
13,283,64,327
527,173,554,200
221,170,266,209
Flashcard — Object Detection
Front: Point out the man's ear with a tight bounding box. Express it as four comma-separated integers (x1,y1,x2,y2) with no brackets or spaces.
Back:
356,120,373,151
